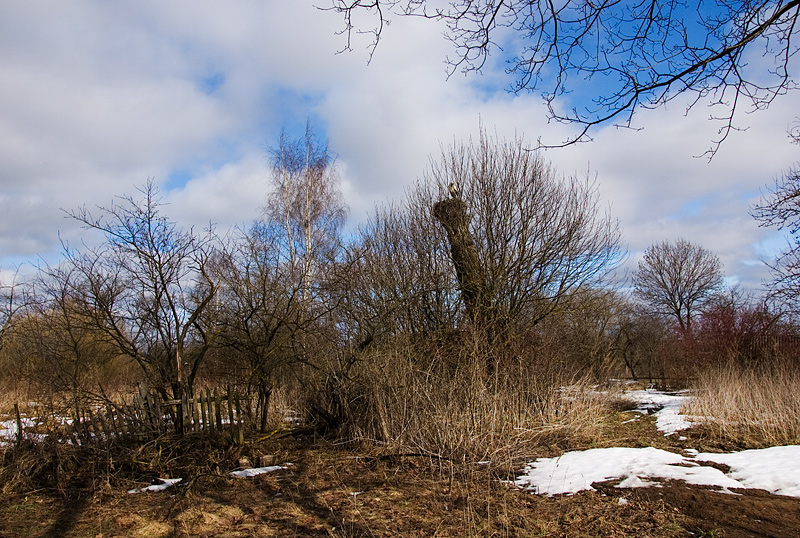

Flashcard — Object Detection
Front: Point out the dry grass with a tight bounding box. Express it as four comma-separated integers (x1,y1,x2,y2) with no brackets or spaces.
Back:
683,362,800,447
336,345,623,470
0,442,697,538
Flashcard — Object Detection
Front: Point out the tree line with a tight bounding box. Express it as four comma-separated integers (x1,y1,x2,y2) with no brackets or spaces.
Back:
1,126,798,438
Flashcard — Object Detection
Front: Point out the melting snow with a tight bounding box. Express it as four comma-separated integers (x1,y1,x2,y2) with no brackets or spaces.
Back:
623,389,694,435
128,478,183,494
514,389,800,498
230,464,292,478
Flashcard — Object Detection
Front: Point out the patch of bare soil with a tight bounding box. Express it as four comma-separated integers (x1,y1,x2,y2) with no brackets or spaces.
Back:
621,482,800,538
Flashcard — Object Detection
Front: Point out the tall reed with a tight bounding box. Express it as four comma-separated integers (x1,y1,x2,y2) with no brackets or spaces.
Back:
684,361,800,447
327,341,619,467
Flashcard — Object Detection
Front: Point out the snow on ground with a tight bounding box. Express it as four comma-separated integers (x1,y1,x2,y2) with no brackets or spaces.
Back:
230,464,293,478
514,389,800,498
128,478,183,494
0,416,47,446
697,446,800,497
513,446,800,496
623,389,695,435
128,464,294,494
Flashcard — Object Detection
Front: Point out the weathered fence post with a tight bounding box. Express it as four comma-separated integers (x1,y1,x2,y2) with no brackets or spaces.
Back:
227,386,235,433
214,389,223,430
13,403,23,447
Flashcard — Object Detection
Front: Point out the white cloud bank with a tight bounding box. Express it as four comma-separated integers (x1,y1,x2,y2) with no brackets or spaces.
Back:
0,1,798,289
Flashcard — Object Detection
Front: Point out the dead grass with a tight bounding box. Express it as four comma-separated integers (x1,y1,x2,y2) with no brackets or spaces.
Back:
338,346,626,472
683,362,800,447
0,441,696,538
2,380,785,538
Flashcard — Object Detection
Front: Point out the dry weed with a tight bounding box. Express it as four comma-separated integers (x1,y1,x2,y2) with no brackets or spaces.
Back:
683,362,800,447
340,345,621,469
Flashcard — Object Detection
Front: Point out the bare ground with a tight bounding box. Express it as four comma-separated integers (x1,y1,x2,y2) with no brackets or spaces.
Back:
2,412,799,537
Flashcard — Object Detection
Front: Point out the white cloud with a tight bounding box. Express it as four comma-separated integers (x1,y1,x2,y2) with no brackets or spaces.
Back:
0,1,796,292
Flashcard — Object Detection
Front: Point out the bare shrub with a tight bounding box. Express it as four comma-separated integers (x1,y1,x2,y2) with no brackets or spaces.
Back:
684,362,800,447
323,337,619,468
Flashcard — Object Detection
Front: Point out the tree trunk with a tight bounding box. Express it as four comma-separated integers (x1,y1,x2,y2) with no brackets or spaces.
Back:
434,198,506,374
432,198,487,322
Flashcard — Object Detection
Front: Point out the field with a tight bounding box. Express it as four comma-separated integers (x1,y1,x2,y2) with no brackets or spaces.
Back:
3,383,800,538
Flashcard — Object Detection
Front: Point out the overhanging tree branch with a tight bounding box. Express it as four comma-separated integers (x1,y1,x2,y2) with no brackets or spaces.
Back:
326,0,800,155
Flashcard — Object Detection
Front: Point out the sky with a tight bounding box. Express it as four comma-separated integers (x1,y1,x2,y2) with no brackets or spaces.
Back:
1,1,799,291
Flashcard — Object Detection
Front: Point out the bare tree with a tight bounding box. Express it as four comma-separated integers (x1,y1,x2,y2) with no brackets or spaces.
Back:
208,125,348,432
329,1,800,154
266,123,348,303
212,222,303,432
10,263,123,417
633,238,724,335
0,268,22,354
64,180,220,414
752,149,800,308
339,199,461,347
427,131,623,331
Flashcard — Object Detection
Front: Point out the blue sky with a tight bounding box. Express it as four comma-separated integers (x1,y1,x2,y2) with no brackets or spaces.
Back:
0,1,798,291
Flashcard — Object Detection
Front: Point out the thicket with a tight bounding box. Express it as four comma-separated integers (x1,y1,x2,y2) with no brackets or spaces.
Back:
1,128,799,475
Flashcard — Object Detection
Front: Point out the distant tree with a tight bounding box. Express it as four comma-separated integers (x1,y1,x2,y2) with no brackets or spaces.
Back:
266,123,347,304
633,239,724,335
9,264,122,416
617,305,673,383
695,287,785,365
330,1,800,153
0,269,22,354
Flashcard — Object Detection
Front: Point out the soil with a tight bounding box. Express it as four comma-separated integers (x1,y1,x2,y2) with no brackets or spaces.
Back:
2,412,799,537
625,482,800,538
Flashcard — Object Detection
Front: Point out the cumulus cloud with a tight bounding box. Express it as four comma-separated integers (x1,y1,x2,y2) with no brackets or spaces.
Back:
0,1,797,292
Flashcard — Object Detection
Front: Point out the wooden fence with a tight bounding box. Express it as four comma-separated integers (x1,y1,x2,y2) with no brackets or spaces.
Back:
68,386,252,443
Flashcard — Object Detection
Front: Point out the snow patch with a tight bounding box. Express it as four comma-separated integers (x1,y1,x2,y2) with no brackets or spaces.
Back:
624,389,695,434
514,446,800,497
230,464,293,478
128,477,183,494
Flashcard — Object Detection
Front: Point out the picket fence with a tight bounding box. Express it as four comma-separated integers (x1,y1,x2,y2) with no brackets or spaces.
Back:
68,386,253,443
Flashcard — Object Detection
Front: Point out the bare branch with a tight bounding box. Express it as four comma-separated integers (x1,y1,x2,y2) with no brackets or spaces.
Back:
329,0,800,155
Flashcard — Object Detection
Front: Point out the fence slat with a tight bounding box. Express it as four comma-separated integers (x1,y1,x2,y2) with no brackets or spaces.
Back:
63,387,257,441
215,389,222,430
227,387,235,433
13,403,23,447
205,388,214,432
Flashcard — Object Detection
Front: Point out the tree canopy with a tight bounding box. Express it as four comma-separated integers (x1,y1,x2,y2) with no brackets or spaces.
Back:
633,238,724,334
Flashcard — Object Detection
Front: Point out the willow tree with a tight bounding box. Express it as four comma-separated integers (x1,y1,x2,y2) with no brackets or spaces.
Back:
428,131,623,334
